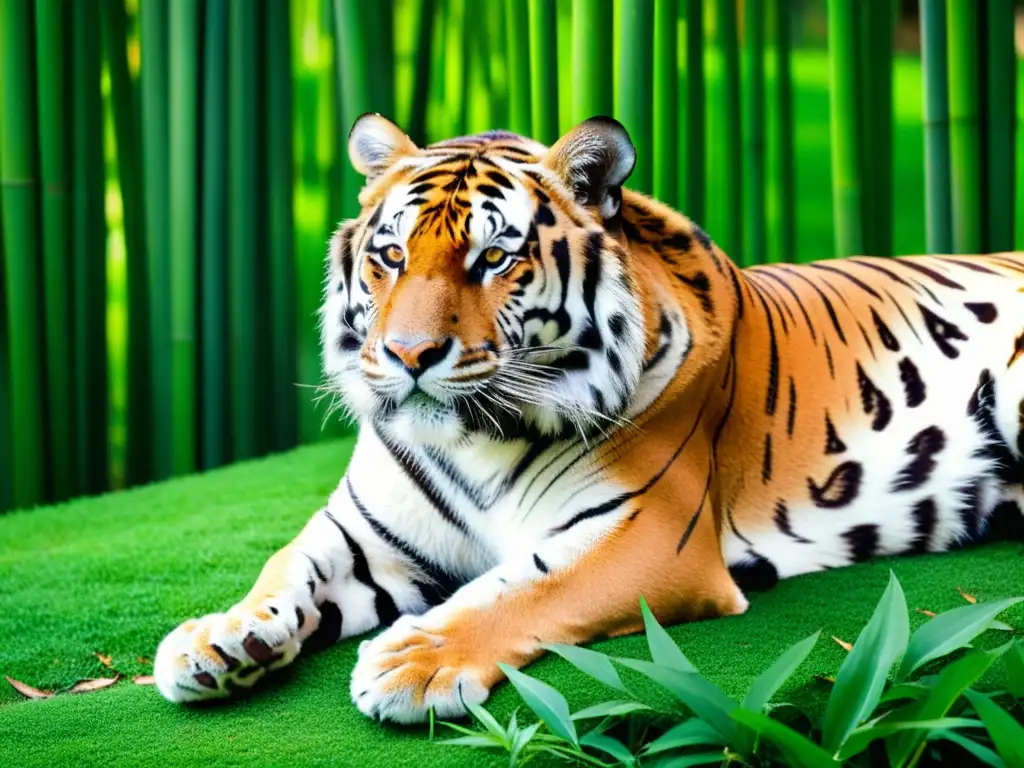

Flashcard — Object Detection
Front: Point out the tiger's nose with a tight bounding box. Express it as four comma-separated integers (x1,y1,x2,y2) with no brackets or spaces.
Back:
383,336,454,377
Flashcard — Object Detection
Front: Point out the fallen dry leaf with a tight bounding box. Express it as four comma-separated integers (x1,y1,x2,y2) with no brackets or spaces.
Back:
133,675,156,686
815,675,836,685
136,656,151,666
832,635,853,652
956,587,977,604
68,676,120,694
5,676,53,700
915,608,937,618
94,653,114,669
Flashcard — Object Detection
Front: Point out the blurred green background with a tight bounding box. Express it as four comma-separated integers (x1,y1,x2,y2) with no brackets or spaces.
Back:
1,0,1023,514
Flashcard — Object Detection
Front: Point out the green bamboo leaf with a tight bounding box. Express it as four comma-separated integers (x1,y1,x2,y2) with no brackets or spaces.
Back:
964,690,1024,765
509,721,542,765
648,750,726,768
639,596,696,672
731,709,840,768
505,708,518,740
465,700,508,741
1004,640,1024,699
887,643,1009,766
544,643,626,692
642,719,727,755
879,682,930,704
742,630,821,712
615,658,739,745
839,717,984,761
928,729,1005,768
571,701,652,720
498,664,578,747
580,729,635,765
898,597,1022,679
438,735,505,749
821,571,909,753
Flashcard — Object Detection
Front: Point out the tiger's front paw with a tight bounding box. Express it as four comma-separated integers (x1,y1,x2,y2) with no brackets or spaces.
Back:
349,615,495,724
153,596,313,704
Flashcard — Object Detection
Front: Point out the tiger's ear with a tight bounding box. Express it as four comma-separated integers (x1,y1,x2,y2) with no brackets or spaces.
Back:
542,116,636,219
348,113,420,182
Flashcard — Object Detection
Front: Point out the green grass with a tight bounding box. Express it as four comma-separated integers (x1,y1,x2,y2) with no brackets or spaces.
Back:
1,438,1022,767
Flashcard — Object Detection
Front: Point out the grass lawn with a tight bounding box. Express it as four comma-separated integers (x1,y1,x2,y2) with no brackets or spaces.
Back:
2,437,1022,767
3,50,1023,767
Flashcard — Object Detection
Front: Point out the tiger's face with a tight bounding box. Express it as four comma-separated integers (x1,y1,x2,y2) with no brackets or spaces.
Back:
322,115,646,446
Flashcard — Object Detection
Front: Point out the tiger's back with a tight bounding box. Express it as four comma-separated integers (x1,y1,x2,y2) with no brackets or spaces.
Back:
719,253,1024,586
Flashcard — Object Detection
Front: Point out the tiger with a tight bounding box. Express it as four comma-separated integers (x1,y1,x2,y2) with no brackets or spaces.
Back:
153,114,1024,723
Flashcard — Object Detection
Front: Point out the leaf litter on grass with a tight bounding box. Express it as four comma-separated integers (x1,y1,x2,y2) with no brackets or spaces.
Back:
5,677,53,700
831,636,852,652
69,677,120,694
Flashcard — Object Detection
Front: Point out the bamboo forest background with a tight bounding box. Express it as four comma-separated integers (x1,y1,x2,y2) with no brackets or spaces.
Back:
1,0,1024,513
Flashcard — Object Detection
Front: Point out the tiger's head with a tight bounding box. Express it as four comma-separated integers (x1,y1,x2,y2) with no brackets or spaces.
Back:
321,114,649,446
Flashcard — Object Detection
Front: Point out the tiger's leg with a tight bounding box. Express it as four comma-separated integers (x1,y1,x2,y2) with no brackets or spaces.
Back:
350,493,746,723
153,476,447,703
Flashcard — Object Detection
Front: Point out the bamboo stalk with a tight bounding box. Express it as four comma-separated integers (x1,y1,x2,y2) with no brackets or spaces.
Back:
859,0,894,256
295,0,332,444
265,0,297,452
101,0,152,486
528,0,559,144
826,0,863,258
71,0,109,495
200,0,228,468
707,0,742,258
484,0,507,132
920,0,952,254
572,0,613,124
370,0,395,121
334,0,374,215
772,0,795,262
617,0,654,194
228,0,259,458
652,0,677,206
140,0,172,479
945,0,982,254
1,0,46,507
983,0,1015,252
505,0,531,135
35,0,74,500
685,0,704,222
556,0,573,133
0,212,10,513
427,0,448,139
169,0,198,475
407,0,436,145
742,0,766,265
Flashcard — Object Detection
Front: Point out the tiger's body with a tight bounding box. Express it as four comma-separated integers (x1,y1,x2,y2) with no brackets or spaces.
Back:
154,116,1024,723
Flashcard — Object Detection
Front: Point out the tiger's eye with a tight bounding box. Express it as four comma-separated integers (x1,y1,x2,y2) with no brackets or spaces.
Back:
484,247,505,265
381,245,403,267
